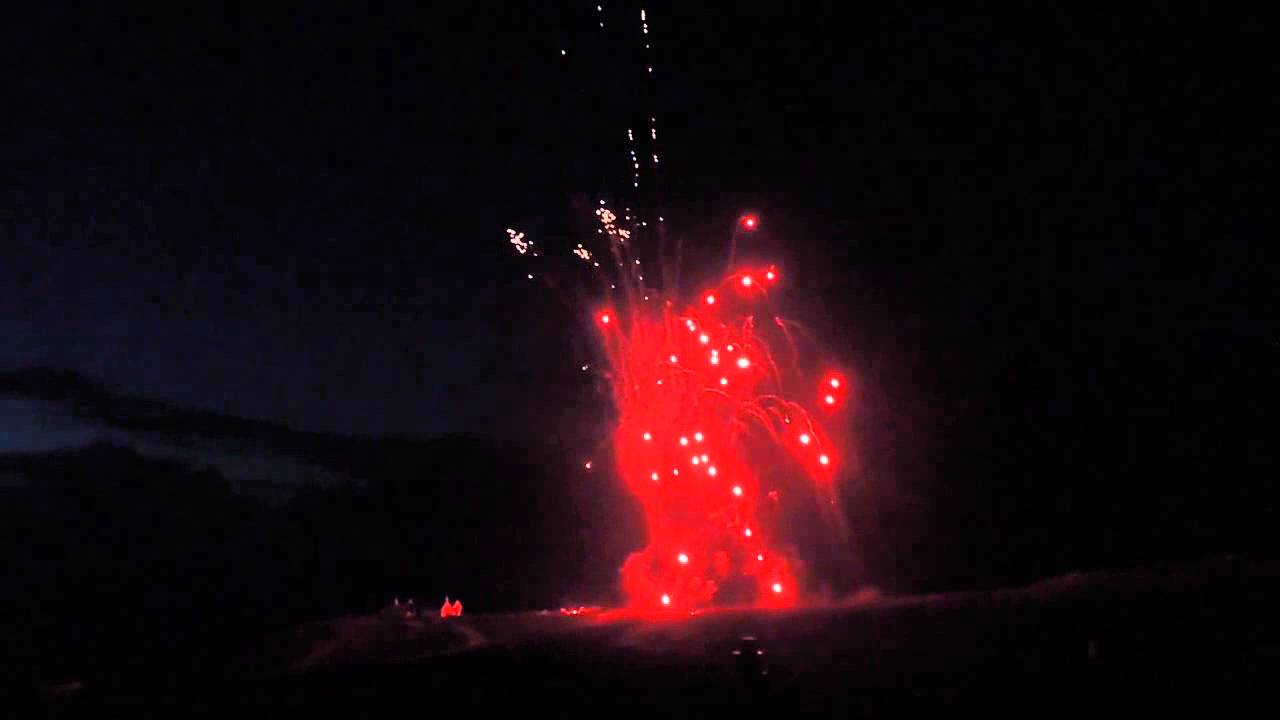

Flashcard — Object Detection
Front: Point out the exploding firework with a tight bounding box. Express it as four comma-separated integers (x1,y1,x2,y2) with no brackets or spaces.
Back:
506,6,850,611
595,257,848,611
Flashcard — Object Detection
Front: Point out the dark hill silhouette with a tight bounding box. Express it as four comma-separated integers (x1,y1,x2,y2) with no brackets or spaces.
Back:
0,389,600,688
0,365,464,481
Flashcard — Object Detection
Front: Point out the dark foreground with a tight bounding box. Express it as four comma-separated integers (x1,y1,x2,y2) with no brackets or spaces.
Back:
24,558,1280,717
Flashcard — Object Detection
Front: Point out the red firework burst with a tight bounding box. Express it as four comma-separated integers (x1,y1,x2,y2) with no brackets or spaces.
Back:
595,264,847,611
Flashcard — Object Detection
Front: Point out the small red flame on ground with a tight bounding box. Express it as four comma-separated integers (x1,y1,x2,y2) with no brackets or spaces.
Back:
440,597,463,618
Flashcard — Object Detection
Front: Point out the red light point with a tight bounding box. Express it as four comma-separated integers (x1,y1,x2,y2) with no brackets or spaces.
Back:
765,269,776,281
740,214,758,231
661,594,671,606
799,433,811,445
819,454,830,466
677,553,689,564
829,377,841,389
825,394,836,405
772,583,783,594
599,313,611,324
705,293,716,305
741,275,753,287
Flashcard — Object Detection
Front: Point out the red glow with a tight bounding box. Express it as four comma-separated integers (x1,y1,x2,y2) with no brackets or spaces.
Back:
598,266,845,611
600,313,611,324
440,597,463,618
825,394,836,405
829,377,841,389
739,214,759,231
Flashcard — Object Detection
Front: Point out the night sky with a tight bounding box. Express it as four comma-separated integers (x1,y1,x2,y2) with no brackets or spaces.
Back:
4,3,1276,578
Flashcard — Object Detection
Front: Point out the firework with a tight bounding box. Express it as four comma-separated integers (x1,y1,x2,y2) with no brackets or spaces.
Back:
505,7,849,611
595,259,847,610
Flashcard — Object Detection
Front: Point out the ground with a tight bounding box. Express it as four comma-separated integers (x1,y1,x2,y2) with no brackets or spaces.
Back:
28,557,1280,717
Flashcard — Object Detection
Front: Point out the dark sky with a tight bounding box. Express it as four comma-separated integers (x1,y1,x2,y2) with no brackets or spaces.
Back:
4,2,1276,567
